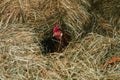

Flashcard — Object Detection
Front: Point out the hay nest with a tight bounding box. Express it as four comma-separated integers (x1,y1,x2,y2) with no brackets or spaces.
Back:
0,0,92,53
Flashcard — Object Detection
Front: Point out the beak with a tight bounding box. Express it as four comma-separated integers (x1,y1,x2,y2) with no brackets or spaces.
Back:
53,34,55,37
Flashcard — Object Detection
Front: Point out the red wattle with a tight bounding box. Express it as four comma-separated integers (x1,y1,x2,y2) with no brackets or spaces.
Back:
53,30,63,40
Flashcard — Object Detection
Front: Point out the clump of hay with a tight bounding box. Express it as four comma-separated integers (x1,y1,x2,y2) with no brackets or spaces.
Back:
92,0,120,36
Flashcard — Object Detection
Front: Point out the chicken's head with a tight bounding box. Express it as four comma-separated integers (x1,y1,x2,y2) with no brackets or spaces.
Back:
53,25,63,40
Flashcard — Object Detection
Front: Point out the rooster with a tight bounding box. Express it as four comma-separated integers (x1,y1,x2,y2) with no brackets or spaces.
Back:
40,24,71,54
53,24,71,52
53,25,63,40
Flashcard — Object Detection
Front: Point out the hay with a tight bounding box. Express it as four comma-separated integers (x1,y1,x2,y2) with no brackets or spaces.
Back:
0,0,91,38
92,0,120,36
0,30,120,79
0,0,120,80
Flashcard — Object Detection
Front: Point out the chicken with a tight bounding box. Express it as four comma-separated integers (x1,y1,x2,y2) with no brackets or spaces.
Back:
40,24,71,54
53,24,71,52
53,24,63,40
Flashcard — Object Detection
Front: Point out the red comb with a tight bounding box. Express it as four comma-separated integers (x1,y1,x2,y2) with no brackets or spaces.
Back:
53,25,60,33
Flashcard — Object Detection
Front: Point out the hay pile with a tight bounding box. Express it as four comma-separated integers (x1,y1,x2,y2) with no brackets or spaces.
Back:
92,0,120,36
0,0,120,80
0,0,91,37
